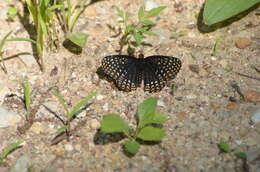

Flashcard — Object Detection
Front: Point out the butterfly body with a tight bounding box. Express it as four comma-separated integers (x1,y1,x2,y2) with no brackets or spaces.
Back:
101,55,181,93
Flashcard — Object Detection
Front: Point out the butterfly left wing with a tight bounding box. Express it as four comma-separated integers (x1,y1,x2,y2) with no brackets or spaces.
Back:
101,55,142,92
143,56,182,92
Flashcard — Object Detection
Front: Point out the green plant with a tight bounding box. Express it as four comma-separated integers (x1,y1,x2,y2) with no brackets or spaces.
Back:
25,0,61,71
203,0,260,25
51,89,96,144
22,81,31,121
112,6,166,54
218,141,247,160
0,31,35,73
56,0,88,47
7,6,18,21
0,141,24,163
100,97,167,155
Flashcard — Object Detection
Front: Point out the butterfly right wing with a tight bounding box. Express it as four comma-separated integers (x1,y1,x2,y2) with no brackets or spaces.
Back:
101,55,142,92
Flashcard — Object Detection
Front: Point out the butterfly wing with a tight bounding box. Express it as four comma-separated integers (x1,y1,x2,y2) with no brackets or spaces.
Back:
143,56,182,92
101,55,142,92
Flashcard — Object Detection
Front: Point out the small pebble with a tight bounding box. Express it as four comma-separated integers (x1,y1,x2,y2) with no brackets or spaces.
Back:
251,108,260,124
64,144,73,151
235,37,252,49
103,103,109,111
244,90,260,103
145,0,158,11
10,155,32,172
96,95,104,100
157,100,165,107
0,107,21,128
90,119,100,129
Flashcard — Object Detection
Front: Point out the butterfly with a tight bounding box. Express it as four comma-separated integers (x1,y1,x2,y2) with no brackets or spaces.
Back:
101,55,182,93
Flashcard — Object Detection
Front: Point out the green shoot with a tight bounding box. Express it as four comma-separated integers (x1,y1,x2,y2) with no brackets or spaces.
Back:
100,97,167,155
218,141,247,160
7,6,18,21
0,141,24,163
56,0,89,48
51,89,96,144
24,0,61,71
112,6,166,54
22,81,31,121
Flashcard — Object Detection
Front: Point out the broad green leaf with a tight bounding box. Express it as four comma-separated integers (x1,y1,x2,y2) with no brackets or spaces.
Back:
141,20,155,25
137,126,165,141
138,6,145,22
124,140,140,155
136,26,149,33
68,91,96,120
0,141,23,161
22,81,30,119
126,25,136,32
234,152,247,159
218,141,232,153
137,97,157,127
52,89,69,116
203,0,260,25
145,6,166,18
55,126,68,135
65,32,88,47
151,112,167,124
101,113,130,133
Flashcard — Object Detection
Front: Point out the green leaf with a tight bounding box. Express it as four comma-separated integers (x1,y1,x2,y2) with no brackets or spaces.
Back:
0,31,12,52
101,113,130,133
22,81,30,119
124,140,140,155
0,141,23,162
141,20,155,25
68,91,96,120
133,32,143,47
203,0,260,25
151,112,167,124
65,32,88,48
145,6,166,18
137,126,165,141
7,7,18,19
114,6,124,18
137,97,157,128
52,88,69,116
7,37,36,44
55,126,68,135
138,6,145,22
126,25,136,32
218,141,232,153
234,152,247,159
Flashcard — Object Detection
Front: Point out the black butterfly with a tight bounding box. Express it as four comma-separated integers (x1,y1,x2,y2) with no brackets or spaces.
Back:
101,55,182,93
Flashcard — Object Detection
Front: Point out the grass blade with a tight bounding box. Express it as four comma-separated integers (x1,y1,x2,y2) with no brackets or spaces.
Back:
22,81,31,120
68,91,96,120
0,141,23,162
52,88,69,116
7,38,36,44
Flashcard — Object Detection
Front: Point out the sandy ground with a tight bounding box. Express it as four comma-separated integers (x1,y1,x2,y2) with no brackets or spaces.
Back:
0,0,260,171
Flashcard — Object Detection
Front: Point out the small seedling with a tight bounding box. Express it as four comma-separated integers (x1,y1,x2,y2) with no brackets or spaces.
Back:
25,0,61,71
0,141,24,163
22,81,31,121
51,89,96,145
112,5,166,54
56,0,89,48
7,6,18,21
100,97,167,155
0,31,35,73
218,141,247,160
